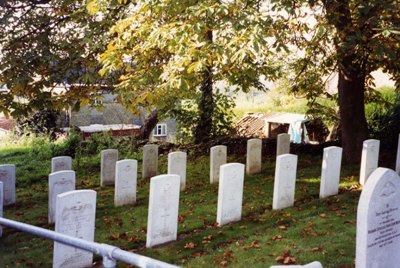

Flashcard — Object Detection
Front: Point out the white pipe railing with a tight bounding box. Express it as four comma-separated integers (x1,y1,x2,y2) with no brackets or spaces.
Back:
0,217,180,268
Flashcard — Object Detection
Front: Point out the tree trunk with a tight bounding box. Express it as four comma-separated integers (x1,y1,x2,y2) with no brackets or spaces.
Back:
322,1,369,163
337,58,369,163
194,30,213,144
194,68,213,144
137,109,158,140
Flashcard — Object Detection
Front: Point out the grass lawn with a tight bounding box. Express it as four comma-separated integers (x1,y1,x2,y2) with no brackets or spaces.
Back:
0,143,364,268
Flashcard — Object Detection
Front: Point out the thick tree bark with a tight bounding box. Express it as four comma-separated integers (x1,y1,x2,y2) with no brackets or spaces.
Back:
322,0,369,163
337,58,369,162
137,109,158,140
194,68,213,144
194,30,214,144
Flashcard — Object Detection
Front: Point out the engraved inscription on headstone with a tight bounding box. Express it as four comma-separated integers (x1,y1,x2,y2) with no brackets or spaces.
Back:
217,163,245,226
0,164,16,206
146,174,180,248
48,171,76,224
51,156,72,173
142,144,158,179
168,151,187,191
246,139,262,175
273,154,298,210
356,168,400,268
115,159,137,206
100,149,118,186
359,139,380,185
319,146,343,198
210,145,227,183
53,190,96,268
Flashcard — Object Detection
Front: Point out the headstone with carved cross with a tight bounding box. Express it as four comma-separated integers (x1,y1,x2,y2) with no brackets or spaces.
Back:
115,159,137,206
146,174,180,248
142,144,158,179
48,170,76,224
51,156,72,173
100,149,118,186
0,164,16,206
277,133,290,156
53,190,96,268
320,146,342,198
359,139,380,185
246,139,262,175
168,152,187,191
210,145,227,183
217,163,245,226
273,154,298,210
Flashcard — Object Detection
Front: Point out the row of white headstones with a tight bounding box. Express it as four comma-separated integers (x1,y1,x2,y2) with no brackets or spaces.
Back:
1,134,400,267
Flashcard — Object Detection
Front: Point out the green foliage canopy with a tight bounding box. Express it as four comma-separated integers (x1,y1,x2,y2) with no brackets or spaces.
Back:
89,0,281,113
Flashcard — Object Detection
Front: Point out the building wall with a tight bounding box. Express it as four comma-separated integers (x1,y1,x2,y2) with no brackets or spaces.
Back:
150,118,177,143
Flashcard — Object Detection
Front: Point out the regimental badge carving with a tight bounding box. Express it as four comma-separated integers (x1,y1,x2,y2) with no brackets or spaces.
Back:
380,181,396,198
124,165,132,172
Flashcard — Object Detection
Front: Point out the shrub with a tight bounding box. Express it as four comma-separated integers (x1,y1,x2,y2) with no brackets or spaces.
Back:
16,109,60,140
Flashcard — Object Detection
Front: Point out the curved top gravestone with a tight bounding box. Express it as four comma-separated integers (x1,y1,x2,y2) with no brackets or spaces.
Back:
356,168,400,268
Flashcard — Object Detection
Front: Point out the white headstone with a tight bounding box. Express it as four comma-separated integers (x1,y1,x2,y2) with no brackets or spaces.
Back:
0,164,16,206
273,154,298,210
146,174,180,248
277,133,290,156
168,152,187,191
356,168,400,268
319,146,343,198
48,171,76,224
115,159,137,206
142,144,158,179
51,156,72,173
210,145,227,183
53,190,96,268
359,139,380,185
270,261,323,268
217,163,245,226
100,149,118,186
0,181,3,237
396,133,400,174
246,139,262,175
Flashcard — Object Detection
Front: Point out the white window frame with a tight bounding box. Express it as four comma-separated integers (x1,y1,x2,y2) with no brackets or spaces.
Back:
153,123,167,137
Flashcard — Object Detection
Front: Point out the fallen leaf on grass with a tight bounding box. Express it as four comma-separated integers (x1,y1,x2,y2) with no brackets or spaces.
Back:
275,250,296,264
242,240,261,250
192,252,203,258
278,225,287,230
110,232,127,240
272,235,283,241
184,242,196,249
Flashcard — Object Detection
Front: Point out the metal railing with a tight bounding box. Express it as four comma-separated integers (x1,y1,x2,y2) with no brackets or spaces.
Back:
0,217,180,268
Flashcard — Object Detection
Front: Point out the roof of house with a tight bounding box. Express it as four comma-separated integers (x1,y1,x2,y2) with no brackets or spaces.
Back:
77,124,141,133
0,117,14,131
235,112,308,137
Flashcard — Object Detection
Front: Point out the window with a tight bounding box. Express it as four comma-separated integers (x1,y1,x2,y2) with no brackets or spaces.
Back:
153,123,167,137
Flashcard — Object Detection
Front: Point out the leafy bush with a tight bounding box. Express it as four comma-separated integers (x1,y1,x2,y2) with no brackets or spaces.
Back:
365,87,400,144
168,92,236,143
51,133,81,157
84,132,117,155
16,109,60,140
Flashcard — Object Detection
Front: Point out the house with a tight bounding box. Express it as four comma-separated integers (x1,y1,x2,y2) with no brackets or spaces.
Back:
70,91,177,142
0,116,14,137
235,112,329,144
